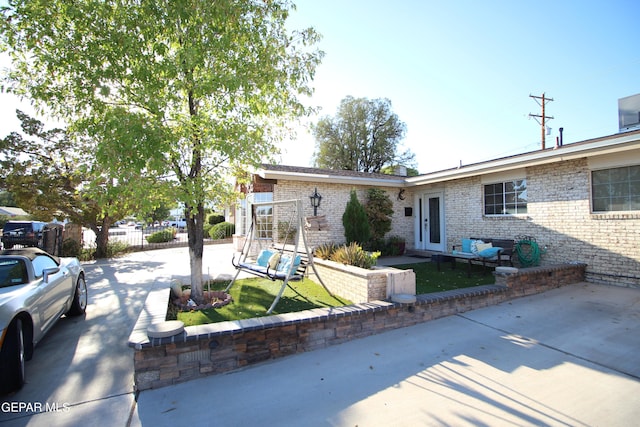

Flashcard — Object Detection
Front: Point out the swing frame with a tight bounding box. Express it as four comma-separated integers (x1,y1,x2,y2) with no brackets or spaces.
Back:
227,199,331,314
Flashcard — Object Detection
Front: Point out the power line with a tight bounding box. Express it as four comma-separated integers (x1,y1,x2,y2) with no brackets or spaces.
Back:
529,93,554,149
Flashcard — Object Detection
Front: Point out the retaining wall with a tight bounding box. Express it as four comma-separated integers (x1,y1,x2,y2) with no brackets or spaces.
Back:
128,263,586,391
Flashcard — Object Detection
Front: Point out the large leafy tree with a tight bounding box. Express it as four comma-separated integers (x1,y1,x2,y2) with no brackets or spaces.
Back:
0,0,322,303
312,96,415,172
0,110,163,257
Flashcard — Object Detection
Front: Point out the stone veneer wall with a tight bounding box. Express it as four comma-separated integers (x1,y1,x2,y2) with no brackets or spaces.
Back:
129,263,586,391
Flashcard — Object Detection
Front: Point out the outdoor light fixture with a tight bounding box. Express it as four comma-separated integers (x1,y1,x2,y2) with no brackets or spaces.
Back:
309,187,322,216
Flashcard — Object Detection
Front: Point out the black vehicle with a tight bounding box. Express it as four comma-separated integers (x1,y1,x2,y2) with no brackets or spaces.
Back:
1,221,46,249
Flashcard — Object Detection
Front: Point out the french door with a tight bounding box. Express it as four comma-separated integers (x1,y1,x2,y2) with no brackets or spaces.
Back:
416,191,445,252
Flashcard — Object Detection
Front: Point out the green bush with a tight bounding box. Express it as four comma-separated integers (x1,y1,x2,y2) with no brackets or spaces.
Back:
146,228,176,243
79,240,131,261
207,214,225,225
342,190,370,244
62,238,81,257
330,242,380,269
209,221,235,239
365,188,393,242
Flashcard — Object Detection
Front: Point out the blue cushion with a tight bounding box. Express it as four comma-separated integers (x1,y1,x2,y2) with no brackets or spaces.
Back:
478,246,502,258
256,249,275,267
461,238,473,253
276,254,302,273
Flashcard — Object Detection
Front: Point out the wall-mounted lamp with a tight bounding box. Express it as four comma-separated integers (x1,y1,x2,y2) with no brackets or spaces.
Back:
309,187,322,216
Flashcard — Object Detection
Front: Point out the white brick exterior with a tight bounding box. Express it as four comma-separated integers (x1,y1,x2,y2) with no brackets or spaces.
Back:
249,133,640,288
273,180,415,249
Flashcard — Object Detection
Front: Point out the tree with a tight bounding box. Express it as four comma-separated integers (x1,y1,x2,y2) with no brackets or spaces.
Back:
0,1,322,304
0,110,162,257
0,191,16,207
342,190,370,245
312,96,415,172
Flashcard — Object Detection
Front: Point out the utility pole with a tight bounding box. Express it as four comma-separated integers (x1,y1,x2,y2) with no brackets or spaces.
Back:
529,93,554,149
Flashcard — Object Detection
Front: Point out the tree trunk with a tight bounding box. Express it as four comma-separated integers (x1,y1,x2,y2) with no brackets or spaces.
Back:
186,202,205,304
92,216,112,258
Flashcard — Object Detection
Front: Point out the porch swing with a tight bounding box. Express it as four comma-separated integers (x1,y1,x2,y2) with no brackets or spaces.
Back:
228,199,332,314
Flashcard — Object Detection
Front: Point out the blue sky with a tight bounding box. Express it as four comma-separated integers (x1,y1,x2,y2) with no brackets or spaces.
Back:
282,0,640,172
1,1,638,174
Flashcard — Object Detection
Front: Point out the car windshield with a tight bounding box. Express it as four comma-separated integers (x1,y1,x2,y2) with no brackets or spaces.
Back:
0,259,28,288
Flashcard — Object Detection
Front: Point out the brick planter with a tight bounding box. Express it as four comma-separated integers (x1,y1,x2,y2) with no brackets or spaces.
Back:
309,258,416,303
128,263,586,391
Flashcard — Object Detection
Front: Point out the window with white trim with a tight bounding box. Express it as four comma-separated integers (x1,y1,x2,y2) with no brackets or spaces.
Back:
591,165,640,212
249,192,273,239
484,179,527,215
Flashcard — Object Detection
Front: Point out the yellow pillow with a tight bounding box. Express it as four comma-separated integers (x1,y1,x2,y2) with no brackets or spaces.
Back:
268,253,281,269
476,242,493,253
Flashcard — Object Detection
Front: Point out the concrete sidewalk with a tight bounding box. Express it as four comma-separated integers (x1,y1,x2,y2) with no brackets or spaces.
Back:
132,282,640,427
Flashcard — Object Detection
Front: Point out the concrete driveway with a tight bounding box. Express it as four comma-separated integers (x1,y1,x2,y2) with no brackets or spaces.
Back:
1,245,639,426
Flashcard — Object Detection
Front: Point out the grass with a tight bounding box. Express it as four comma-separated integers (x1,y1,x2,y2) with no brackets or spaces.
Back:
172,259,495,326
174,277,352,326
392,260,495,294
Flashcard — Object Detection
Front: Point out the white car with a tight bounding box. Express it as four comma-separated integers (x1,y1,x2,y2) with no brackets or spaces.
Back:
0,248,87,394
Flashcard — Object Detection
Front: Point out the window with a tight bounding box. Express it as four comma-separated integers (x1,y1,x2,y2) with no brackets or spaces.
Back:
0,259,28,288
592,165,640,212
31,254,58,278
248,192,273,239
484,179,527,215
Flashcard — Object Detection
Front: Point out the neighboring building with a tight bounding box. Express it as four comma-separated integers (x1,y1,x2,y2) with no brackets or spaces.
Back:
0,206,29,217
240,128,640,288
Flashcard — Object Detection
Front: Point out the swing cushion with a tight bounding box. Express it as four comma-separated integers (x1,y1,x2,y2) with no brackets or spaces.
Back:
257,249,276,267
276,254,302,273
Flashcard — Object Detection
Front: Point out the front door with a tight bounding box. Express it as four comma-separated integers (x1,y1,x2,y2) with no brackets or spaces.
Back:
416,192,445,252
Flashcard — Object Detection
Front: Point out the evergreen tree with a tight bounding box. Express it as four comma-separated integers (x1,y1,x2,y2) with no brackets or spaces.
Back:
342,190,370,244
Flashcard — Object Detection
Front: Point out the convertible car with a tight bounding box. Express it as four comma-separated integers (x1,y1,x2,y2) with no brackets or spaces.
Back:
0,248,87,394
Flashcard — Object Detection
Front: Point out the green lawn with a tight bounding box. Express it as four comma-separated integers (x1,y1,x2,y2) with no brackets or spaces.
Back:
174,277,352,326
391,260,495,294
173,260,495,326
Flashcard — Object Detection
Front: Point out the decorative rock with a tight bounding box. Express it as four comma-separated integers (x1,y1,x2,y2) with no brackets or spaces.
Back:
147,320,185,338
391,293,417,304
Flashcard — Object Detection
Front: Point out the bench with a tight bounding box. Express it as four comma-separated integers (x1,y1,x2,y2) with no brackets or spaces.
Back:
435,237,515,277
234,244,310,281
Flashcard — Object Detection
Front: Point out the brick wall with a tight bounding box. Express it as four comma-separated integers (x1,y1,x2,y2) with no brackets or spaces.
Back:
443,159,640,287
129,263,586,391
273,180,415,249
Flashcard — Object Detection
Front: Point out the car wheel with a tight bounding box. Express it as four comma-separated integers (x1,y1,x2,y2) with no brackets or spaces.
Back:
0,318,26,394
67,275,88,316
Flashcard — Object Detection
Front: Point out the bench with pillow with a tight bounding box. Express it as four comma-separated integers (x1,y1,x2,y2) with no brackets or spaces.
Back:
435,237,514,276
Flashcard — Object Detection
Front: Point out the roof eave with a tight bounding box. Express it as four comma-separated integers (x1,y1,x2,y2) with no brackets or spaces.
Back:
406,130,640,186
258,170,406,187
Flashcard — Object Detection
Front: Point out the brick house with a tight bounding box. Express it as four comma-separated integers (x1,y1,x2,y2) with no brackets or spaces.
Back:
238,129,640,287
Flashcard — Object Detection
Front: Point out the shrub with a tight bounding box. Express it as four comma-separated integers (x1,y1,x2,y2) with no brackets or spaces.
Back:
61,238,81,257
330,242,380,269
342,190,370,244
146,228,176,243
314,242,338,260
365,188,393,242
207,214,225,225
209,221,235,239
